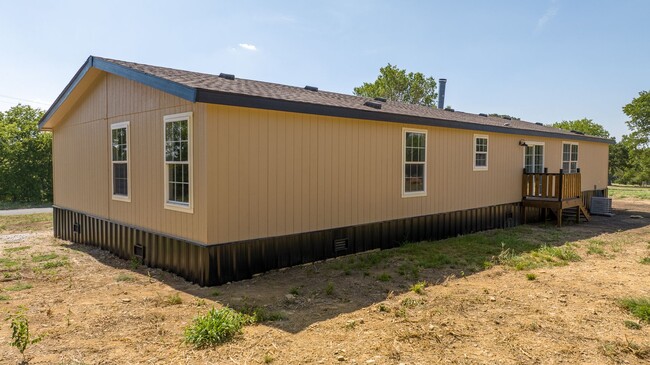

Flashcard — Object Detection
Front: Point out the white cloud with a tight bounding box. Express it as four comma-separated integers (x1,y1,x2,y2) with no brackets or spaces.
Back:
238,43,257,51
536,1,559,32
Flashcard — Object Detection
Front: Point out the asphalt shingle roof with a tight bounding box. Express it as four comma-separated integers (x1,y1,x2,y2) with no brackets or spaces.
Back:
45,56,613,144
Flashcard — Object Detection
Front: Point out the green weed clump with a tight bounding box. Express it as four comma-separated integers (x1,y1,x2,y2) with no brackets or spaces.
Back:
618,298,650,322
115,274,136,282
184,307,249,348
410,281,427,295
526,273,537,281
235,303,285,323
325,282,334,296
166,293,183,305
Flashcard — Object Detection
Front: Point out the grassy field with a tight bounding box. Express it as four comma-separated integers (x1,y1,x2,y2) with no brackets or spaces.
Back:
609,185,650,200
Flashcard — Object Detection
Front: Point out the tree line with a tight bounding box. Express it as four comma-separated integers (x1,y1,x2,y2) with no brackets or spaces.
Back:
0,104,52,203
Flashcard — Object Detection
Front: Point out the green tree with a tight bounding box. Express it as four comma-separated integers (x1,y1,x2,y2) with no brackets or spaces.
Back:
551,118,611,138
353,64,438,107
0,104,52,203
615,91,650,185
623,90,650,138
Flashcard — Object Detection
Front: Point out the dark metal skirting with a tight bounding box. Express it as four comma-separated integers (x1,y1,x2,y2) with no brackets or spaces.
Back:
54,202,538,287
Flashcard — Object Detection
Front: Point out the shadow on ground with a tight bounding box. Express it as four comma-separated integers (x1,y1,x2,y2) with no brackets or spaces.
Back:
66,200,650,334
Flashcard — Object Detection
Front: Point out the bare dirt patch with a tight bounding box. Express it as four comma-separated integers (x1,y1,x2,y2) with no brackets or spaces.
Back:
1,200,649,364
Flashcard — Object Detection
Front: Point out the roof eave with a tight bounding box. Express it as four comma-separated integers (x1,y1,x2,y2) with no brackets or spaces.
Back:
195,89,615,144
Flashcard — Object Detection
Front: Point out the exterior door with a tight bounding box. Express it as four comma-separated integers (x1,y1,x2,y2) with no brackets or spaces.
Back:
524,144,544,173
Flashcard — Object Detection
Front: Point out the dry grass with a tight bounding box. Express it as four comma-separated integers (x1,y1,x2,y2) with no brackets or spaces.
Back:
1,201,649,364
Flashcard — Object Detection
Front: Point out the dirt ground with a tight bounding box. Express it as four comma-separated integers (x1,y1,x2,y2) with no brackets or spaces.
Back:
1,199,649,365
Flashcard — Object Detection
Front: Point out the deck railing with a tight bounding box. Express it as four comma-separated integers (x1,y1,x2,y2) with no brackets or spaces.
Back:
522,168,581,201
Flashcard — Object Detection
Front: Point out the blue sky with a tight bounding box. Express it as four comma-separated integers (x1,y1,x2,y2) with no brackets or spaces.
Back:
1,0,648,139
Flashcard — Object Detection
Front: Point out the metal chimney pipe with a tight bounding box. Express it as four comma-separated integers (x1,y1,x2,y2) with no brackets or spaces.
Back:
438,78,447,109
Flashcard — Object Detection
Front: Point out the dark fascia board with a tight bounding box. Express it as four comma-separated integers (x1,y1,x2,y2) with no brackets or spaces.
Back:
195,89,614,144
92,57,197,102
38,56,197,129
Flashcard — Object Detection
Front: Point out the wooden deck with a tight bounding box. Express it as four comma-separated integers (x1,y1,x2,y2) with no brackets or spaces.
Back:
521,169,590,226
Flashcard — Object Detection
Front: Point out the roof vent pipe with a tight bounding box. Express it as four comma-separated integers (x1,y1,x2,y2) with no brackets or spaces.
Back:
438,78,447,109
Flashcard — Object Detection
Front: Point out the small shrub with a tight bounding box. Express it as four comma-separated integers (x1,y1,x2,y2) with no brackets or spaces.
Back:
624,320,642,330
376,273,391,282
116,274,135,282
289,287,300,296
410,281,427,295
31,253,58,262
264,354,274,364
211,290,221,297
6,310,41,360
325,282,334,296
166,293,183,305
184,307,248,348
526,273,537,281
618,297,650,322
0,294,10,301
7,282,32,292
640,257,650,265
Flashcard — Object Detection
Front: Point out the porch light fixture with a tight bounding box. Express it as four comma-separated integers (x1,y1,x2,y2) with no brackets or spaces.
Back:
519,140,528,147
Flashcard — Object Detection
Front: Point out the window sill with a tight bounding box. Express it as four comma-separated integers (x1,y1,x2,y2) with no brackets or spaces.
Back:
473,166,488,171
164,202,194,214
112,195,131,203
402,191,427,198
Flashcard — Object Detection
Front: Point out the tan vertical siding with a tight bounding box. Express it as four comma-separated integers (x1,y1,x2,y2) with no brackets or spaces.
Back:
578,141,609,191
205,105,609,244
52,72,208,243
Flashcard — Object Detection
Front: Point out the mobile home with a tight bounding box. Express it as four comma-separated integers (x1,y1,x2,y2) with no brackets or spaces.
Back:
39,56,611,285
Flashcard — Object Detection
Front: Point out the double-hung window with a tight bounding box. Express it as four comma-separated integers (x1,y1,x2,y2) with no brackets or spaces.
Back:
164,112,193,212
111,122,130,201
402,128,427,197
562,142,579,173
473,134,488,171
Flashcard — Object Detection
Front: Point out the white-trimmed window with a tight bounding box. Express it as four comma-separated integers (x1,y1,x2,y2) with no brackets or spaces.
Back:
473,134,488,171
524,142,544,173
402,128,427,197
562,142,579,173
164,112,193,212
111,121,130,201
